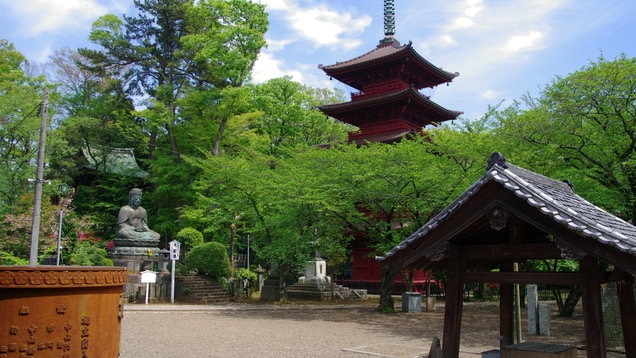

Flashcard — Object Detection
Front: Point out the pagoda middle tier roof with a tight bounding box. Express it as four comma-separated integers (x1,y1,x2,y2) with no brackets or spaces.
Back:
319,87,463,126
318,40,459,91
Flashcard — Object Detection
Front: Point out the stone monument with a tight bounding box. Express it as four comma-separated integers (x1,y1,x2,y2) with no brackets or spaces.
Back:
287,250,367,301
109,188,162,272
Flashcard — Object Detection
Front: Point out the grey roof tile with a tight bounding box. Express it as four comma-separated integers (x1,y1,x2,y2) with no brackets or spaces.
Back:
380,153,636,261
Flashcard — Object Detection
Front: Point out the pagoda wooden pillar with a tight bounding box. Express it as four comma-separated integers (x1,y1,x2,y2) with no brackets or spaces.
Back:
442,250,464,358
580,256,606,358
617,273,636,358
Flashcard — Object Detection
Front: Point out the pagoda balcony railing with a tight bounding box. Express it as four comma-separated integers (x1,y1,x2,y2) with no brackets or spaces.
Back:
351,86,430,101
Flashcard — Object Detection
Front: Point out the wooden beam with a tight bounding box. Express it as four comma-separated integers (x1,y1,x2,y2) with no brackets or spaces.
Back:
463,271,582,285
580,256,606,358
459,243,563,260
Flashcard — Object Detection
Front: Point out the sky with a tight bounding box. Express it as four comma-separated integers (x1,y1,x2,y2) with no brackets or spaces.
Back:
1,0,635,120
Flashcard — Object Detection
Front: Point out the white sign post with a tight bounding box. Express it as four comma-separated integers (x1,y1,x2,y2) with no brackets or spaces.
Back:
169,240,181,303
140,270,157,305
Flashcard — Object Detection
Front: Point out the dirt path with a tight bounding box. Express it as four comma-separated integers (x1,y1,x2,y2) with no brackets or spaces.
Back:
120,301,625,357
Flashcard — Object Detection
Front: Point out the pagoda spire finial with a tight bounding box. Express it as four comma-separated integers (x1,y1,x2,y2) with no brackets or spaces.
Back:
379,0,399,46
384,0,395,36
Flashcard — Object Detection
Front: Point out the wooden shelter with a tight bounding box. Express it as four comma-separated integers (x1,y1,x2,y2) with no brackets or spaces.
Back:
378,152,636,358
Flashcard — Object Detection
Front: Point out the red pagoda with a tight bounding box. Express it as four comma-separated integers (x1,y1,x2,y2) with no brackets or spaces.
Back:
318,0,461,293
318,2,461,144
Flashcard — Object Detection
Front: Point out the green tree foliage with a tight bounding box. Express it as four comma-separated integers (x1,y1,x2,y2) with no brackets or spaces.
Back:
185,241,230,278
182,0,268,88
67,241,113,266
0,40,48,214
176,227,204,250
0,192,59,262
181,132,488,293
496,54,636,221
247,77,350,155
80,0,268,159
0,251,28,265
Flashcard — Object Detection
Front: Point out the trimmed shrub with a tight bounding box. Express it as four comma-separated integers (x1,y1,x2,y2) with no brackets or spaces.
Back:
185,241,230,278
176,227,204,250
68,241,113,266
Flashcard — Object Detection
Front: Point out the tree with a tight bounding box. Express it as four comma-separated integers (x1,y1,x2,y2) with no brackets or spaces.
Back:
80,0,268,159
0,40,47,213
248,77,350,156
497,54,636,221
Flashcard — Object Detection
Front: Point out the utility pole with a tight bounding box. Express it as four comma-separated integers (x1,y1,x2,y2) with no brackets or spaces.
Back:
29,89,49,266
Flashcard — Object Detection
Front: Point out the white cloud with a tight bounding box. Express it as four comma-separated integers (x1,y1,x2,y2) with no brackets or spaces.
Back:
6,0,109,36
288,5,371,48
480,89,498,100
255,0,371,50
251,50,303,84
265,38,293,52
255,0,295,12
504,30,544,52
453,17,474,28
464,0,484,18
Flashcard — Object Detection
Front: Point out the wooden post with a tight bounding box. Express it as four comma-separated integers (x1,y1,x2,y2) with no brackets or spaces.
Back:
580,256,606,358
617,274,636,358
500,261,514,349
442,250,464,358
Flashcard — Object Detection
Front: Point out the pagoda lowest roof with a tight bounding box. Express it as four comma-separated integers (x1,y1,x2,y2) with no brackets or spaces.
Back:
318,37,459,90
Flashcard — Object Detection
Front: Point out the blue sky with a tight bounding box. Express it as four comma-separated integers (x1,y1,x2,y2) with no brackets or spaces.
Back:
1,0,635,120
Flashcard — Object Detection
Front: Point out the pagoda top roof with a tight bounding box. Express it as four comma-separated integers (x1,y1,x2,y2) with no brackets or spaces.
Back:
318,39,459,90
319,86,463,122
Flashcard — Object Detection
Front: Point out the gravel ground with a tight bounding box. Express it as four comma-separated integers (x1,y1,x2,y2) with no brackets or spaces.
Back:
120,301,625,358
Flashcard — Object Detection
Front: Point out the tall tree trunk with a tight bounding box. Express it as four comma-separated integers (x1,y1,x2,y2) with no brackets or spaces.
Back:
559,285,582,317
211,117,228,156
378,265,396,310
148,130,157,159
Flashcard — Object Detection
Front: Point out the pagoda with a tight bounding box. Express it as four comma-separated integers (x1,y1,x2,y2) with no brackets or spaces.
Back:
318,0,462,144
318,0,461,294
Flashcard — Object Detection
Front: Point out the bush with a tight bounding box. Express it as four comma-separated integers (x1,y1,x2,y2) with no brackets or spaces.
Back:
0,251,28,265
185,241,230,278
68,241,113,266
225,268,258,299
176,227,204,250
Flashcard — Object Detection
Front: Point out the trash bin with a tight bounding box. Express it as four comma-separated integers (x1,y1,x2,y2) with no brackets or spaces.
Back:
401,292,422,312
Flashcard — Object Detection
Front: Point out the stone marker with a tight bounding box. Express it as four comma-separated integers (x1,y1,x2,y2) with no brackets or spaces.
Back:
538,302,551,336
527,284,538,335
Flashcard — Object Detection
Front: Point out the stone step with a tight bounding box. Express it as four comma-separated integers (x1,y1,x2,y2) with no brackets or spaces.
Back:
175,275,232,304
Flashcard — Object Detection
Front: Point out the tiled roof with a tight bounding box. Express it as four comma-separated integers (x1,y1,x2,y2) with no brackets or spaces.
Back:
319,87,463,120
318,41,458,83
380,152,636,262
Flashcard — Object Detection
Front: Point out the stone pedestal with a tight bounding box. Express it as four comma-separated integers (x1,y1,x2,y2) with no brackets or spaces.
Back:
298,258,329,285
109,237,162,273
0,266,127,357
